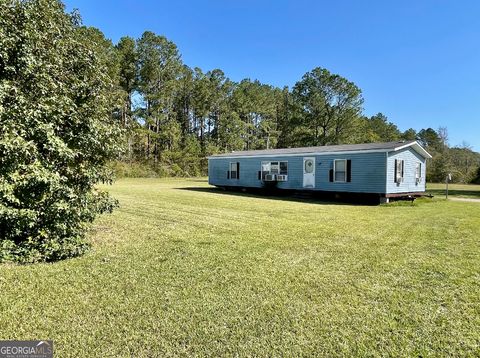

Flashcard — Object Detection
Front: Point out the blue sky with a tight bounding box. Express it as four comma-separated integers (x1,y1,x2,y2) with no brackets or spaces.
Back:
64,0,480,150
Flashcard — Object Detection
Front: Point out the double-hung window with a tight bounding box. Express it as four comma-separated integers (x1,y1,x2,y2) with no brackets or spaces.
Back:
261,162,271,180
395,159,404,183
330,159,351,182
334,159,347,182
415,162,422,182
270,161,280,175
229,162,239,179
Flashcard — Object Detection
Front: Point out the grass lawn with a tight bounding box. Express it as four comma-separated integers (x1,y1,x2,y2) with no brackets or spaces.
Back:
1,178,480,357
427,182,480,199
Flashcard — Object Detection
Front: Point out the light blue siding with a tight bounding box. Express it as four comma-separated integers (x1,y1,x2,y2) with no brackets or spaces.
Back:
317,152,386,193
208,155,302,190
209,151,387,194
386,148,426,193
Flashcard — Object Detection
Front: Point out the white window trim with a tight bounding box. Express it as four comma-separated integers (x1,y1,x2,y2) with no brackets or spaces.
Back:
415,162,421,179
270,161,280,175
260,161,270,180
396,159,404,182
333,159,347,183
415,162,422,185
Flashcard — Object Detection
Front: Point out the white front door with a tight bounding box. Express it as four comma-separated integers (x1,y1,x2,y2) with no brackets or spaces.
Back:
303,157,315,188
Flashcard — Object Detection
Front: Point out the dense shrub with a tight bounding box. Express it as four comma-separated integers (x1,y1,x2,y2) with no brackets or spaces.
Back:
0,0,122,263
110,161,160,178
472,167,480,184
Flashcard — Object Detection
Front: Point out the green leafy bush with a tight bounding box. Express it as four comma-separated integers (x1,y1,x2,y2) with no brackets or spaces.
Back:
0,0,122,263
109,161,160,178
472,167,480,184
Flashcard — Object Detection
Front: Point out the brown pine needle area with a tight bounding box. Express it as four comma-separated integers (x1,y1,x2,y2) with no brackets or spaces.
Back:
1,179,479,357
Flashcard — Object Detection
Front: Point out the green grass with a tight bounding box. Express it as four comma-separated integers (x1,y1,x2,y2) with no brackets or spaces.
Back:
1,178,480,357
427,182,480,199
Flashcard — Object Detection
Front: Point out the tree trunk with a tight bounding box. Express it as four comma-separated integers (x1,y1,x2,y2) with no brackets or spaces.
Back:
146,101,151,160
154,118,159,166
200,117,204,147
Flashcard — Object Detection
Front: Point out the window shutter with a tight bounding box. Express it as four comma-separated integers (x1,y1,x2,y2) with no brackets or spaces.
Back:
237,162,240,179
227,170,230,179
401,160,404,182
394,159,397,182
329,169,333,182
258,171,261,180
347,160,352,182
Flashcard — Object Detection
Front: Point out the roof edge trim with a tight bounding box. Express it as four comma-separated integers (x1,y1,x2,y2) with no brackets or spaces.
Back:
393,141,432,158
208,148,390,159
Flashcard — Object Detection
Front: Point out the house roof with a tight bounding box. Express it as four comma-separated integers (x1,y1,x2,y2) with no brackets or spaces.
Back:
208,140,432,159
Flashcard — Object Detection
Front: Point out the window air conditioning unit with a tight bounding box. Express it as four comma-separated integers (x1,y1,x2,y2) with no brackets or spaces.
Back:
276,175,288,182
264,174,276,181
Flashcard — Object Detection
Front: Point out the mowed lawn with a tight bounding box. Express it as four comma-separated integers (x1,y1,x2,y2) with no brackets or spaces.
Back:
1,179,480,357
427,182,480,199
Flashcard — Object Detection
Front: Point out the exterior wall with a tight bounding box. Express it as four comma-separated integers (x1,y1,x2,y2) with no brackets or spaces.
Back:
386,148,427,193
208,151,388,194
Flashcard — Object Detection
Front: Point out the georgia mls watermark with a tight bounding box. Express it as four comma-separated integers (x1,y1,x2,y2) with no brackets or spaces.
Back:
0,341,53,358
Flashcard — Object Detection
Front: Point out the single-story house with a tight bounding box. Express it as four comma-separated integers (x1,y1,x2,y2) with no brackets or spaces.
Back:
207,140,432,203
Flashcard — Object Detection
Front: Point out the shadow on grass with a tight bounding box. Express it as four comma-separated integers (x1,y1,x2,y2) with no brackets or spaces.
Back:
177,186,380,206
427,189,480,198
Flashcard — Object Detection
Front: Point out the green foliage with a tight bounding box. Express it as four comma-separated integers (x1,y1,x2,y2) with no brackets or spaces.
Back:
418,128,444,151
136,31,183,163
0,0,121,263
401,128,417,141
116,37,137,96
448,146,480,183
418,128,480,183
358,113,401,142
109,161,160,178
97,28,478,183
291,67,363,146
116,36,137,130
472,167,480,184
229,79,279,150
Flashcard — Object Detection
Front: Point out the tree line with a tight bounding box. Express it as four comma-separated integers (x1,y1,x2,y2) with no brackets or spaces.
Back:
83,27,479,183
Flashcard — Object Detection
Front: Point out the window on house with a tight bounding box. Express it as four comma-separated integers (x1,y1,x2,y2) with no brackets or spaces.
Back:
415,162,422,180
261,161,288,179
270,161,279,174
229,162,239,179
261,161,271,180
330,159,351,182
395,159,404,183
334,159,347,182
